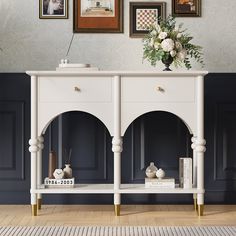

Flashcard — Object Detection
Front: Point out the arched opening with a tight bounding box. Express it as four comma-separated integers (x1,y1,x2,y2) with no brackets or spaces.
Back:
42,111,113,204
122,111,193,204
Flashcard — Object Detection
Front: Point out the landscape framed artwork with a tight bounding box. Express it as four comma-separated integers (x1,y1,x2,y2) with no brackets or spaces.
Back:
172,0,201,17
39,0,68,19
73,0,123,33
129,2,166,38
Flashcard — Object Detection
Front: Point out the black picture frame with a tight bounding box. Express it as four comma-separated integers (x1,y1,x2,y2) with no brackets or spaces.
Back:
172,0,201,17
39,0,68,19
129,2,166,38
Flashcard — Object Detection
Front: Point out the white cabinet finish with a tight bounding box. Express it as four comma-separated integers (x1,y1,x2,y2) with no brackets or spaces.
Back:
122,76,195,103
39,77,112,103
26,70,208,216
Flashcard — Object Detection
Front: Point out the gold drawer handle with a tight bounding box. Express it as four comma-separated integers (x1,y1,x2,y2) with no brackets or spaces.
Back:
156,86,165,92
74,86,81,92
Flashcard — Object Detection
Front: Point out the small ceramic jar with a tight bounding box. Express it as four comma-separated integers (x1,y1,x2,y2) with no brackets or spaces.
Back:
63,164,72,178
156,168,165,179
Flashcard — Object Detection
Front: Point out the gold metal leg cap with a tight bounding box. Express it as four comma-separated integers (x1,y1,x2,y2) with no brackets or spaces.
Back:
115,204,120,216
37,199,42,210
198,204,204,216
32,204,37,216
194,198,197,211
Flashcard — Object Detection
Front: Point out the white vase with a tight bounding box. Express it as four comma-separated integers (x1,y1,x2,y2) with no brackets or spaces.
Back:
156,168,165,179
63,164,72,178
145,162,158,178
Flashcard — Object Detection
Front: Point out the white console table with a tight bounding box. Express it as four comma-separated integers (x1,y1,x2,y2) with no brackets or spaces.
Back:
26,70,208,216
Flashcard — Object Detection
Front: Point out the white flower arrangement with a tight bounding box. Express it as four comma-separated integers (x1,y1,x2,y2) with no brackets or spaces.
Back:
143,16,204,70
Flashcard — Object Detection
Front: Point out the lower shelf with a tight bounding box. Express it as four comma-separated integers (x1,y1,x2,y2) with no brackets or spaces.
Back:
35,184,114,194
120,184,204,194
33,184,205,194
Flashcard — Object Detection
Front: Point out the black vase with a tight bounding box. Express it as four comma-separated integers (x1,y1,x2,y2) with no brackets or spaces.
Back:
161,56,173,71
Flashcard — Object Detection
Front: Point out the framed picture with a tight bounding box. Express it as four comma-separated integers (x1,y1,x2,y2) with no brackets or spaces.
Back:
172,0,201,17
73,0,123,33
129,2,166,38
39,0,68,19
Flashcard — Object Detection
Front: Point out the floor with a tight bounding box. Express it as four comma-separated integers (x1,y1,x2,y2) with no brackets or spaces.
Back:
0,205,235,226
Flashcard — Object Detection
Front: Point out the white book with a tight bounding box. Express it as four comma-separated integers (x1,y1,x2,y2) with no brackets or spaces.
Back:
145,178,175,188
179,158,192,189
44,177,75,188
56,67,99,71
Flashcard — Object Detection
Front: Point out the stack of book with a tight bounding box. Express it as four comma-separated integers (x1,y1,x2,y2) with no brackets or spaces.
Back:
145,178,175,188
179,157,192,188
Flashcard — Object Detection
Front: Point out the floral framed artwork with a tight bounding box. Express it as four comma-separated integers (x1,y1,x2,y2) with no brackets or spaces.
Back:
39,0,68,19
172,0,201,17
73,0,123,33
129,2,166,38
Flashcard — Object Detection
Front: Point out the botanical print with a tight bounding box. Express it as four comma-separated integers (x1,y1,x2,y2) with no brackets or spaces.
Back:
81,0,115,17
42,0,65,16
176,0,196,13
136,9,158,31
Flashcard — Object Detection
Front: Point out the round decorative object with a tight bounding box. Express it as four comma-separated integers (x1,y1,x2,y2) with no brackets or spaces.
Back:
161,56,173,71
156,168,165,179
145,162,158,178
53,169,64,179
63,164,72,178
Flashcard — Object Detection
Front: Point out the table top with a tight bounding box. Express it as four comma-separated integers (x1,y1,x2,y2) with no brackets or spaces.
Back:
26,70,208,77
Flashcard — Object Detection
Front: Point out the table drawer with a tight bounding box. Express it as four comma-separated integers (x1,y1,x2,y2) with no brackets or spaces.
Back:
122,77,195,102
39,77,112,103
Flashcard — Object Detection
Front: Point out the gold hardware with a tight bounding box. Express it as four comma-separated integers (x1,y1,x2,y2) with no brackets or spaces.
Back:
198,204,204,216
156,86,165,92
37,198,42,210
114,204,120,216
74,86,81,92
31,204,37,216
194,198,197,211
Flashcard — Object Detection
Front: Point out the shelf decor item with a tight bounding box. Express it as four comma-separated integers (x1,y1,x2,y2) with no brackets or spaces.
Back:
145,162,158,178
63,164,72,178
156,168,166,179
145,177,175,188
53,169,65,179
129,2,166,38
44,177,75,188
63,148,73,178
73,0,123,33
142,15,204,70
172,0,201,17
48,151,57,179
179,157,192,188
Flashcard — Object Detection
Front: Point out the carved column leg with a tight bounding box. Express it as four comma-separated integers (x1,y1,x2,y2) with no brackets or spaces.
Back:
29,138,38,216
29,75,38,216
113,75,122,216
196,75,206,216
196,138,206,216
191,136,197,211
37,136,44,210
112,137,122,216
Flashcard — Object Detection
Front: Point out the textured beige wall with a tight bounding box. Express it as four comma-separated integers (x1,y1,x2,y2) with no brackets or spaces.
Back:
0,0,235,72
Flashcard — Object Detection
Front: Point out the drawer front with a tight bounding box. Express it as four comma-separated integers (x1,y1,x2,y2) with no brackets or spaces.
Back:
39,77,112,103
122,76,195,102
